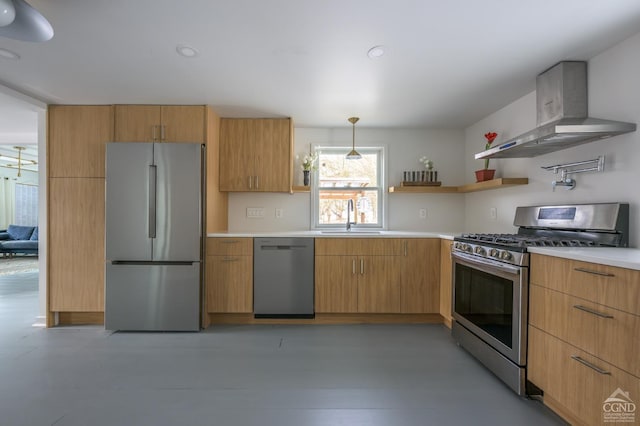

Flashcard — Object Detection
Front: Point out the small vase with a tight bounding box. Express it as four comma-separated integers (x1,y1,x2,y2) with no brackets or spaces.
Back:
475,169,495,182
303,170,310,186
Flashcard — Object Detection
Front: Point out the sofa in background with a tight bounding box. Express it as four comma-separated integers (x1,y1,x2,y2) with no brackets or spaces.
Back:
0,225,39,257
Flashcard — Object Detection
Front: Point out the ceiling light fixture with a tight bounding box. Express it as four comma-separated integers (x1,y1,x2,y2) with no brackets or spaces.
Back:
346,117,362,160
176,44,199,58
0,0,53,42
0,47,19,59
367,45,385,59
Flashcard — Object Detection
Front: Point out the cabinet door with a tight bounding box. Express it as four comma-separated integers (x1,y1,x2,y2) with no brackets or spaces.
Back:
161,105,205,143
219,118,255,191
114,105,161,142
529,326,640,426
439,239,453,323
315,256,358,313
358,256,401,313
253,118,291,192
401,239,440,313
48,105,114,178
206,255,253,313
49,178,105,311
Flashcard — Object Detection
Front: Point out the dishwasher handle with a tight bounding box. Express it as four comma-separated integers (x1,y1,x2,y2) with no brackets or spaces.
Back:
259,245,309,250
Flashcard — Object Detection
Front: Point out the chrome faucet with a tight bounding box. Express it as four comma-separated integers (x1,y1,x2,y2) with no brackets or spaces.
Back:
552,169,576,191
346,199,356,231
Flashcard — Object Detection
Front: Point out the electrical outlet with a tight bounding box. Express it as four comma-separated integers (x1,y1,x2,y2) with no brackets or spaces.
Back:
419,208,427,219
275,208,284,218
490,207,497,220
246,207,265,218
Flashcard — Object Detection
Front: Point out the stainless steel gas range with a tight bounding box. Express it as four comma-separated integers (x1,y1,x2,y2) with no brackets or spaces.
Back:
451,203,629,395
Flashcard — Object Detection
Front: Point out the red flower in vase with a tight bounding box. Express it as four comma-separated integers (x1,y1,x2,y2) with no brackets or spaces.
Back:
483,132,498,170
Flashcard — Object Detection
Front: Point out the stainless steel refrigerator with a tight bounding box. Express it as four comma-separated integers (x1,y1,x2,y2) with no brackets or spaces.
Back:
105,142,204,331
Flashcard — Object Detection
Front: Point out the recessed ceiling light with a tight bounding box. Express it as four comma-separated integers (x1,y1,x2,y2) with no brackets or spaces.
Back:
367,45,385,59
176,44,199,58
0,47,20,60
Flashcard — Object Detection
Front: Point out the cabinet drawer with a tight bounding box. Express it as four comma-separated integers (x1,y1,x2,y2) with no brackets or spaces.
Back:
529,326,640,426
530,284,640,377
315,238,403,256
206,238,253,256
531,254,640,316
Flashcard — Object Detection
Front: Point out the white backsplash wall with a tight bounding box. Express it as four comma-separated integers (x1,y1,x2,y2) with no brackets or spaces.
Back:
228,127,467,232
463,30,640,247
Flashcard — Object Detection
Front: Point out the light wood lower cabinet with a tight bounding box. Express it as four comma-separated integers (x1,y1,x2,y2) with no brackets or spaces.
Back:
529,326,640,426
400,239,440,314
315,238,439,314
206,238,253,313
439,239,453,326
48,178,105,312
314,256,358,313
528,254,640,425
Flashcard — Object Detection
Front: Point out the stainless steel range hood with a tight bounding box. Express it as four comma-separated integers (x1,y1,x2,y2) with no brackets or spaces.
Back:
475,61,636,160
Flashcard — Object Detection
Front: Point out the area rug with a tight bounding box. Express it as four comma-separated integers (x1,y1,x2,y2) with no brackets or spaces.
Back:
0,257,39,276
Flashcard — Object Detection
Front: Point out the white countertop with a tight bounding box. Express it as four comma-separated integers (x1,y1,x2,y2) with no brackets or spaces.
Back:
528,247,640,271
207,231,458,240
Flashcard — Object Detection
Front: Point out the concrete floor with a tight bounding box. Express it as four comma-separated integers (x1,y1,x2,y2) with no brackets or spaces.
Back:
0,272,565,426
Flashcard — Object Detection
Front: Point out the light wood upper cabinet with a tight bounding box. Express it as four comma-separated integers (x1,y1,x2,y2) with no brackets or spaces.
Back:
114,105,206,143
48,105,114,178
206,238,253,313
400,239,440,314
219,118,292,192
439,239,453,325
49,178,105,312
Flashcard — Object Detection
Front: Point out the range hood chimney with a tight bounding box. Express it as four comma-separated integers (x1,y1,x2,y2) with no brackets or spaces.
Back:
475,61,636,159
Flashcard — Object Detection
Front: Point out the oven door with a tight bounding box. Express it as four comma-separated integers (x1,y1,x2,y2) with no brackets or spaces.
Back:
451,251,528,366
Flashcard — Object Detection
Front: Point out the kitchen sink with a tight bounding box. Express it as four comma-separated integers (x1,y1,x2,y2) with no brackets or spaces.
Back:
320,230,382,235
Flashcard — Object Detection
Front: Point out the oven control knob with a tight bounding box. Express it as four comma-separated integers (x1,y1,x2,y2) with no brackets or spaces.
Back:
465,244,473,253
474,246,486,256
489,248,499,258
500,251,513,261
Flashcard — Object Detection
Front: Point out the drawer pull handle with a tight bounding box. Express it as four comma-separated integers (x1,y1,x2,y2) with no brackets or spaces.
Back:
574,267,615,277
223,257,240,262
360,258,364,275
220,240,240,244
571,355,611,375
352,259,356,275
573,305,614,319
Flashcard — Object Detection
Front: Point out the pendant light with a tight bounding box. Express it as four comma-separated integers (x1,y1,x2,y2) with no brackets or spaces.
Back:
346,117,362,160
0,0,54,42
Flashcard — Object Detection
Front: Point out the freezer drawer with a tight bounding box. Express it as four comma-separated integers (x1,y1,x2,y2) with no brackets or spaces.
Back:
105,262,200,331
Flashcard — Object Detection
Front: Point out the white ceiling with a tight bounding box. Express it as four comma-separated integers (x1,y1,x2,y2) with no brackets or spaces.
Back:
1,0,640,130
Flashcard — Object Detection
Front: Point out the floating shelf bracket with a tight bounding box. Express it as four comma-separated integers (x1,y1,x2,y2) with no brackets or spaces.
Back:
541,155,605,191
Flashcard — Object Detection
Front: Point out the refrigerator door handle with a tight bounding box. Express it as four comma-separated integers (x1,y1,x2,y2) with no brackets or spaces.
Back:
149,164,157,238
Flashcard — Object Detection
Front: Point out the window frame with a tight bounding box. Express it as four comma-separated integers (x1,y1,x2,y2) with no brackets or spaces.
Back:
311,145,387,230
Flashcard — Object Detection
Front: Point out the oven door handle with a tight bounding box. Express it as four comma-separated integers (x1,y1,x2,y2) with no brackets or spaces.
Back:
452,251,522,276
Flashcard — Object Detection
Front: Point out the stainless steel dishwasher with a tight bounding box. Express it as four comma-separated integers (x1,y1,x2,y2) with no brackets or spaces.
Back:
253,237,314,318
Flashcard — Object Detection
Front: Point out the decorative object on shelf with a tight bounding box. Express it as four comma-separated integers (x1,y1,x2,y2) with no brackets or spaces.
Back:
476,132,497,182
401,156,440,186
345,117,362,160
541,155,604,191
298,150,318,187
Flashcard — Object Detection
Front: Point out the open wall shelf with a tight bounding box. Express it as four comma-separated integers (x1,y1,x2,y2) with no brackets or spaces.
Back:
388,178,528,194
